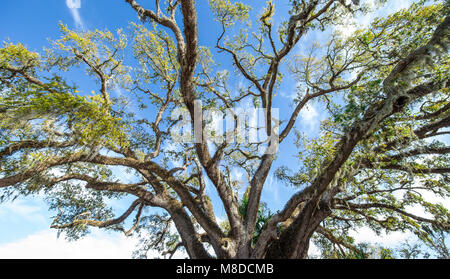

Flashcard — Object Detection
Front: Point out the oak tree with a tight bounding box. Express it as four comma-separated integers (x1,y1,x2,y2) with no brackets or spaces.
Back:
0,0,449,258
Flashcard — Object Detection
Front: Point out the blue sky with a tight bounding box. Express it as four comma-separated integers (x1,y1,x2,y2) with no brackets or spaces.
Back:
1,0,444,258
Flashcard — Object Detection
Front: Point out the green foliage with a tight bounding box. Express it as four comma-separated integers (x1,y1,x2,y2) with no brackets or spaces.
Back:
238,187,273,246
0,25,135,238
209,0,251,27
0,41,40,70
132,213,182,259
131,22,179,84
278,1,450,257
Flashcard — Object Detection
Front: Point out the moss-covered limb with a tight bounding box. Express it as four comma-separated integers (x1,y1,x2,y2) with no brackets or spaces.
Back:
332,201,449,230
315,225,362,256
260,11,449,258
50,199,142,231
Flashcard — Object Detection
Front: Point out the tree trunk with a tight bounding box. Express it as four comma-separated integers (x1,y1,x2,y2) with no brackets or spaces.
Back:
168,205,212,259
265,201,331,259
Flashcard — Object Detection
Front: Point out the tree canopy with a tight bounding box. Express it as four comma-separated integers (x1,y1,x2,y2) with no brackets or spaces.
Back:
0,0,449,259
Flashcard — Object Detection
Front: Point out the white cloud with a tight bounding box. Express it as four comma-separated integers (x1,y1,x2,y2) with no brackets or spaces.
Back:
0,228,188,259
300,103,319,131
349,227,412,246
66,0,84,30
263,174,280,206
0,229,136,259
386,0,411,13
308,226,414,258
335,0,414,39
335,14,358,39
0,200,47,225
66,0,81,9
279,90,298,100
308,241,322,258
0,198,187,259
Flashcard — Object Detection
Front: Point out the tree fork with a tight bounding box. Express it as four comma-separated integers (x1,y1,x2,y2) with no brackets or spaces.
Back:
265,200,332,259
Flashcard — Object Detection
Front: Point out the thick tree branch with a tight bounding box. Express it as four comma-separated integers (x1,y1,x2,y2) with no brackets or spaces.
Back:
257,14,450,258
333,201,450,230
51,199,143,233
